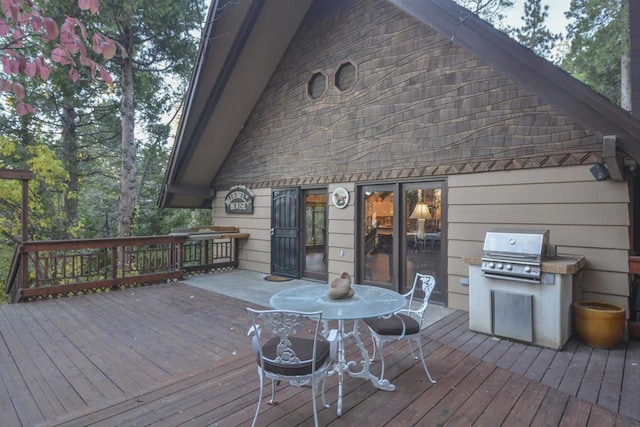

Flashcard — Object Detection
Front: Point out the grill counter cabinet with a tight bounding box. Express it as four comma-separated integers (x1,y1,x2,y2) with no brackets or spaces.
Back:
464,255,586,350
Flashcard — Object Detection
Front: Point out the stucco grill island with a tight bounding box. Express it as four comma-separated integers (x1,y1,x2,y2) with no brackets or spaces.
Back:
466,229,586,350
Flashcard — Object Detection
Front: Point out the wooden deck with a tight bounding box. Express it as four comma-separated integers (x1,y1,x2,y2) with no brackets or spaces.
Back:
0,280,638,426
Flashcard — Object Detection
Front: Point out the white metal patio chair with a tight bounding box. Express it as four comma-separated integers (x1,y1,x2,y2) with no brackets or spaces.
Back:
247,308,337,427
364,273,437,384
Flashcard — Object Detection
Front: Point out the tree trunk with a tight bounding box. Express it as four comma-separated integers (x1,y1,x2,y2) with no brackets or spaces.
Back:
621,51,632,111
62,97,79,238
118,46,137,237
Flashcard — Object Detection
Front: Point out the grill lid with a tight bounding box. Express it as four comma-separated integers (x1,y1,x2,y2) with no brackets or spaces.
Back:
481,229,550,283
482,228,549,260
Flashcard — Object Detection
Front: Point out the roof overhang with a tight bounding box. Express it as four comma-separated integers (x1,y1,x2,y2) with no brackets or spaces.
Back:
159,0,314,208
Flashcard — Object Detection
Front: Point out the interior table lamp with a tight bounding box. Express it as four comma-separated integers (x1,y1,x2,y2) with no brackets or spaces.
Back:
410,203,431,240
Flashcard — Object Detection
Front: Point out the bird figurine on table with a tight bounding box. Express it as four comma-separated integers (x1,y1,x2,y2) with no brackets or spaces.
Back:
328,272,354,299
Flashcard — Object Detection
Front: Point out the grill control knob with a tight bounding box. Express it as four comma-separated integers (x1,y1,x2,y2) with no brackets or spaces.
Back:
497,263,504,270
488,262,495,269
505,264,513,271
524,266,531,273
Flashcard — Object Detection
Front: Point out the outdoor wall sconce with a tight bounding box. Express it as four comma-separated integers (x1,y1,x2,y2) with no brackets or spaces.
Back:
589,162,610,181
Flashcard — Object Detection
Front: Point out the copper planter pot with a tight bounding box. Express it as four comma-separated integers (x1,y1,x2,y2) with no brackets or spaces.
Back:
574,301,625,348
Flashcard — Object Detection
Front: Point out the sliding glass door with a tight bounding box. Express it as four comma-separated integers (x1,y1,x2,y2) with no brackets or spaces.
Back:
358,181,446,304
302,189,327,281
360,184,395,288
403,183,445,302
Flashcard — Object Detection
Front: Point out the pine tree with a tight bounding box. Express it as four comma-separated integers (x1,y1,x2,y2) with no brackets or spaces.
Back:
562,0,628,106
512,0,562,60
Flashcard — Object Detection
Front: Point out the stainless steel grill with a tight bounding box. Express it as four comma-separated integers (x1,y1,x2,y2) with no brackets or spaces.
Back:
481,229,549,283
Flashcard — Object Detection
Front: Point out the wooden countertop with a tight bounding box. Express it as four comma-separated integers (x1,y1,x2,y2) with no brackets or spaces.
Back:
463,254,586,275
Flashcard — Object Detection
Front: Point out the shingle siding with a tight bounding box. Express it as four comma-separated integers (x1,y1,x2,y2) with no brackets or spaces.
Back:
212,0,600,190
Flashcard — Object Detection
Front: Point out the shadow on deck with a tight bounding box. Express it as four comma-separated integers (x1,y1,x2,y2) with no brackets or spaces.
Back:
0,277,637,426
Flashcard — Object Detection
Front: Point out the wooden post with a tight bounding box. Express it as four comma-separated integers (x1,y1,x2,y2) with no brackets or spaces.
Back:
0,169,33,298
21,178,29,242
21,179,30,293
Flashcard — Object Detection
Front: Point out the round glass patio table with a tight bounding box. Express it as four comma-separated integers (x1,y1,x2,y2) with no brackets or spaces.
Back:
270,284,406,416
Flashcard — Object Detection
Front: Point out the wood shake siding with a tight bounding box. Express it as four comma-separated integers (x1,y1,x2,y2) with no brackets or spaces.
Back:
447,165,631,312
212,0,601,190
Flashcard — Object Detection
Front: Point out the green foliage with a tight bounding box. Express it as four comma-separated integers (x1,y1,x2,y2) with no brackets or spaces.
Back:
454,0,514,25
562,0,629,105
0,125,70,241
511,0,562,60
1,0,210,295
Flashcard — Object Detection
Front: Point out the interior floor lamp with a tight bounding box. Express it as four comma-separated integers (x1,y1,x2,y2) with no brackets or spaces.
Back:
410,203,431,240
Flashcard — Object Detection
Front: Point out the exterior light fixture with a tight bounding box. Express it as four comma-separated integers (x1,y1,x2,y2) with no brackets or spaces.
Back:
589,163,610,181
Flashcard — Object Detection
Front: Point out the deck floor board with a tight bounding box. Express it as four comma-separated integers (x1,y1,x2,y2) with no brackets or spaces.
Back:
0,279,636,426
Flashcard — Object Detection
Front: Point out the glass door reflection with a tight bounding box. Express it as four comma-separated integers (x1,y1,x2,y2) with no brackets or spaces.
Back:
303,190,327,281
362,186,394,287
403,185,444,301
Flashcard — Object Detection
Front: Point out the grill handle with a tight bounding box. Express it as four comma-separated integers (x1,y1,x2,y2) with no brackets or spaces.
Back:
483,253,539,261
481,273,541,284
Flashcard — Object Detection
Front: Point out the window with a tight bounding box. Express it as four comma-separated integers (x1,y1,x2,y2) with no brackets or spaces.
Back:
307,72,327,100
335,62,356,92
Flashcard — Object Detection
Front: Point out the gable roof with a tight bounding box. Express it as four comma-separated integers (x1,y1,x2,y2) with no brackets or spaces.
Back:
159,0,314,208
159,0,640,209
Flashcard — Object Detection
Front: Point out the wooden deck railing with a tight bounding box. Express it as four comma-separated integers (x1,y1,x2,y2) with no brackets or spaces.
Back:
5,230,249,303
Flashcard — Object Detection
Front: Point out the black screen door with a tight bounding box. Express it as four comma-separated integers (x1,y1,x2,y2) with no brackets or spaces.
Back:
271,187,300,278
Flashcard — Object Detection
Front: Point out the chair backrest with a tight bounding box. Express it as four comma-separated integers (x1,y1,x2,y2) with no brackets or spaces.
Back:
404,273,436,323
247,308,324,371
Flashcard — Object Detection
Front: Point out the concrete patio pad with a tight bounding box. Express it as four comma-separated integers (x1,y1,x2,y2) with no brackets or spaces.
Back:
182,269,456,328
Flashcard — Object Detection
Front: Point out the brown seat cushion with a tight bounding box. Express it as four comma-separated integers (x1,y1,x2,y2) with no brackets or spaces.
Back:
260,337,331,376
364,314,419,336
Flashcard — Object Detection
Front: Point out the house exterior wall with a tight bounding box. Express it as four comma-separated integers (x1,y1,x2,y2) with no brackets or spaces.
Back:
212,185,357,282
213,166,632,315
326,184,356,281
208,0,632,315
447,165,631,313
213,187,272,273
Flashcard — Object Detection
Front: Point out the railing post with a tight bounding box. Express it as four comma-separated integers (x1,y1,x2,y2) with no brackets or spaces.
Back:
20,246,28,297
21,177,29,243
111,245,118,279
169,242,175,271
232,237,237,264
177,240,184,272
19,175,30,297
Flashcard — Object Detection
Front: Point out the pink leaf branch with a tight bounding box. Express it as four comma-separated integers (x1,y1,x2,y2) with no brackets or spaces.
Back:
78,0,101,15
1,0,125,114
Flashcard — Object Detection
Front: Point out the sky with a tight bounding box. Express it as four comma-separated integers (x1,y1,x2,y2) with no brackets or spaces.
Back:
504,0,571,35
